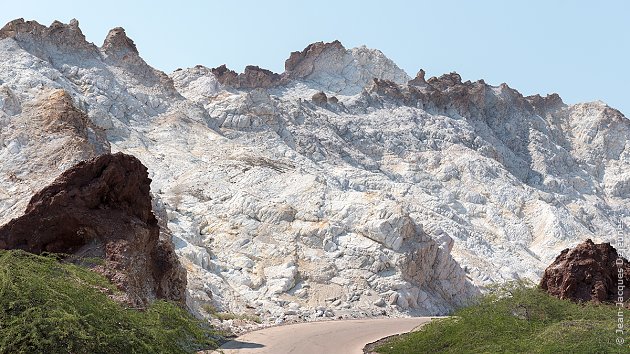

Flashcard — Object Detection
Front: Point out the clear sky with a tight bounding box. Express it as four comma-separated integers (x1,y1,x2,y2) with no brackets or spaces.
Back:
2,0,628,115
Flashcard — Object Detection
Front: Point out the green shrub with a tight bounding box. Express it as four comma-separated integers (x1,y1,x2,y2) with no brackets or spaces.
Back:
377,281,627,353
0,249,219,354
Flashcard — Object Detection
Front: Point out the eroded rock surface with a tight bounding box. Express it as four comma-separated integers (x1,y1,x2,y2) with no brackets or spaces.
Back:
1,19,629,330
211,65,281,89
284,40,410,94
540,239,630,304
0,153,186,307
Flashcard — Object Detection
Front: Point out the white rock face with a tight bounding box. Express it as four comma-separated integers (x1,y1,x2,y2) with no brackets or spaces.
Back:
284,40,410,94
1,19,629,329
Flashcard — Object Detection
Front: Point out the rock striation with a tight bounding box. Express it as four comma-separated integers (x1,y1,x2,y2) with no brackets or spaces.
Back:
0,153,186,307
540,239,630,304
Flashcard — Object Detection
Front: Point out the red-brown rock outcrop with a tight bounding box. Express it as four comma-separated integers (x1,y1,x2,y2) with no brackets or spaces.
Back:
0,153,186,307
540,239,630,304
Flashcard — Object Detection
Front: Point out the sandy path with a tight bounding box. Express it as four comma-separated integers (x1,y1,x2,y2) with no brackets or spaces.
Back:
214,317,433,354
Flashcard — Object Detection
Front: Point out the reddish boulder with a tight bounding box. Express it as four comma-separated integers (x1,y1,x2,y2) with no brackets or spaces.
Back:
540,239,630,304
0,153,186,307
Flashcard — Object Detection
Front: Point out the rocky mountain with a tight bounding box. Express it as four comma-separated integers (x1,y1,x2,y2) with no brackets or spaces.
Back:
0,18,628,327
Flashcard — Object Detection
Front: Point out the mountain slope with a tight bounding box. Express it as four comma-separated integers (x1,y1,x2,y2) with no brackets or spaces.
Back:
0,250,216,353
0,19,628,328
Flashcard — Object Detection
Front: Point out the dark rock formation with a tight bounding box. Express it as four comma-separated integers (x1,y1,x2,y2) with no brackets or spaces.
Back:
540,239,630,304
211,64,281,89
0,153,186,307
367,79,406,102
311,91,328,105
427,72,463,91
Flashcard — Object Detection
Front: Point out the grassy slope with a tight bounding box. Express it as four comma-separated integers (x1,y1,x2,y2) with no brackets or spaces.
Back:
0,250,218,354
377,282,627,354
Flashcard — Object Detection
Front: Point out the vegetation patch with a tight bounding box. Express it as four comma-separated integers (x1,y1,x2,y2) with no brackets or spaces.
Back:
376,281,627,354
0,250,219,354
202,304,262,323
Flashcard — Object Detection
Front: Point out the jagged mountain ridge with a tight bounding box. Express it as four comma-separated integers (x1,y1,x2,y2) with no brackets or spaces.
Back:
0,19,628,329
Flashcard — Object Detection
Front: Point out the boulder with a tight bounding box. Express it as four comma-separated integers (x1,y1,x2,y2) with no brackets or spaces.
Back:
540,239,630,304
0,153,187,307
311,91,328,105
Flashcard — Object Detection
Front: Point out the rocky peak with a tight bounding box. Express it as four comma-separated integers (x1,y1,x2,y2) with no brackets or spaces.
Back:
98,26,179,95
0,153,186,307
0,18,97,54
526,93,565,115
283,40,409,94
211,64,281,89
408,69,427,86
540,239,630,304
101,27,139,59
176,40,409,93
0,18,44,39
427,72,464,91
284,40,346,76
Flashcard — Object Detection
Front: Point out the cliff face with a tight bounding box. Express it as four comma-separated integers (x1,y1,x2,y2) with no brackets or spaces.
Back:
0,19,629,328
0,153,186,307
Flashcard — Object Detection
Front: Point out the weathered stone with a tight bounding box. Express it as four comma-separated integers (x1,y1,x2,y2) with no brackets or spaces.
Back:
312,91,328,105
540,239,630,304
211,64,281,89
101,27,139,58
0,153,187,307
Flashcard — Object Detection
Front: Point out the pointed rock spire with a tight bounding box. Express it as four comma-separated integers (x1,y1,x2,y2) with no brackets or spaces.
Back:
408,69,427,86
101,27,139,59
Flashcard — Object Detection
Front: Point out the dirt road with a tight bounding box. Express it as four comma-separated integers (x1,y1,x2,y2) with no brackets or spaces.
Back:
215,317,433,354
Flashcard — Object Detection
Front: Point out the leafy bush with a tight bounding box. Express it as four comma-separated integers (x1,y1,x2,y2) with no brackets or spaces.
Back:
0,250,219,354
377,281,627,353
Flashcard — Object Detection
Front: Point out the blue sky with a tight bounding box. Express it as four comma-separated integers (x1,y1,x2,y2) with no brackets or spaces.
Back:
2,0,629,115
